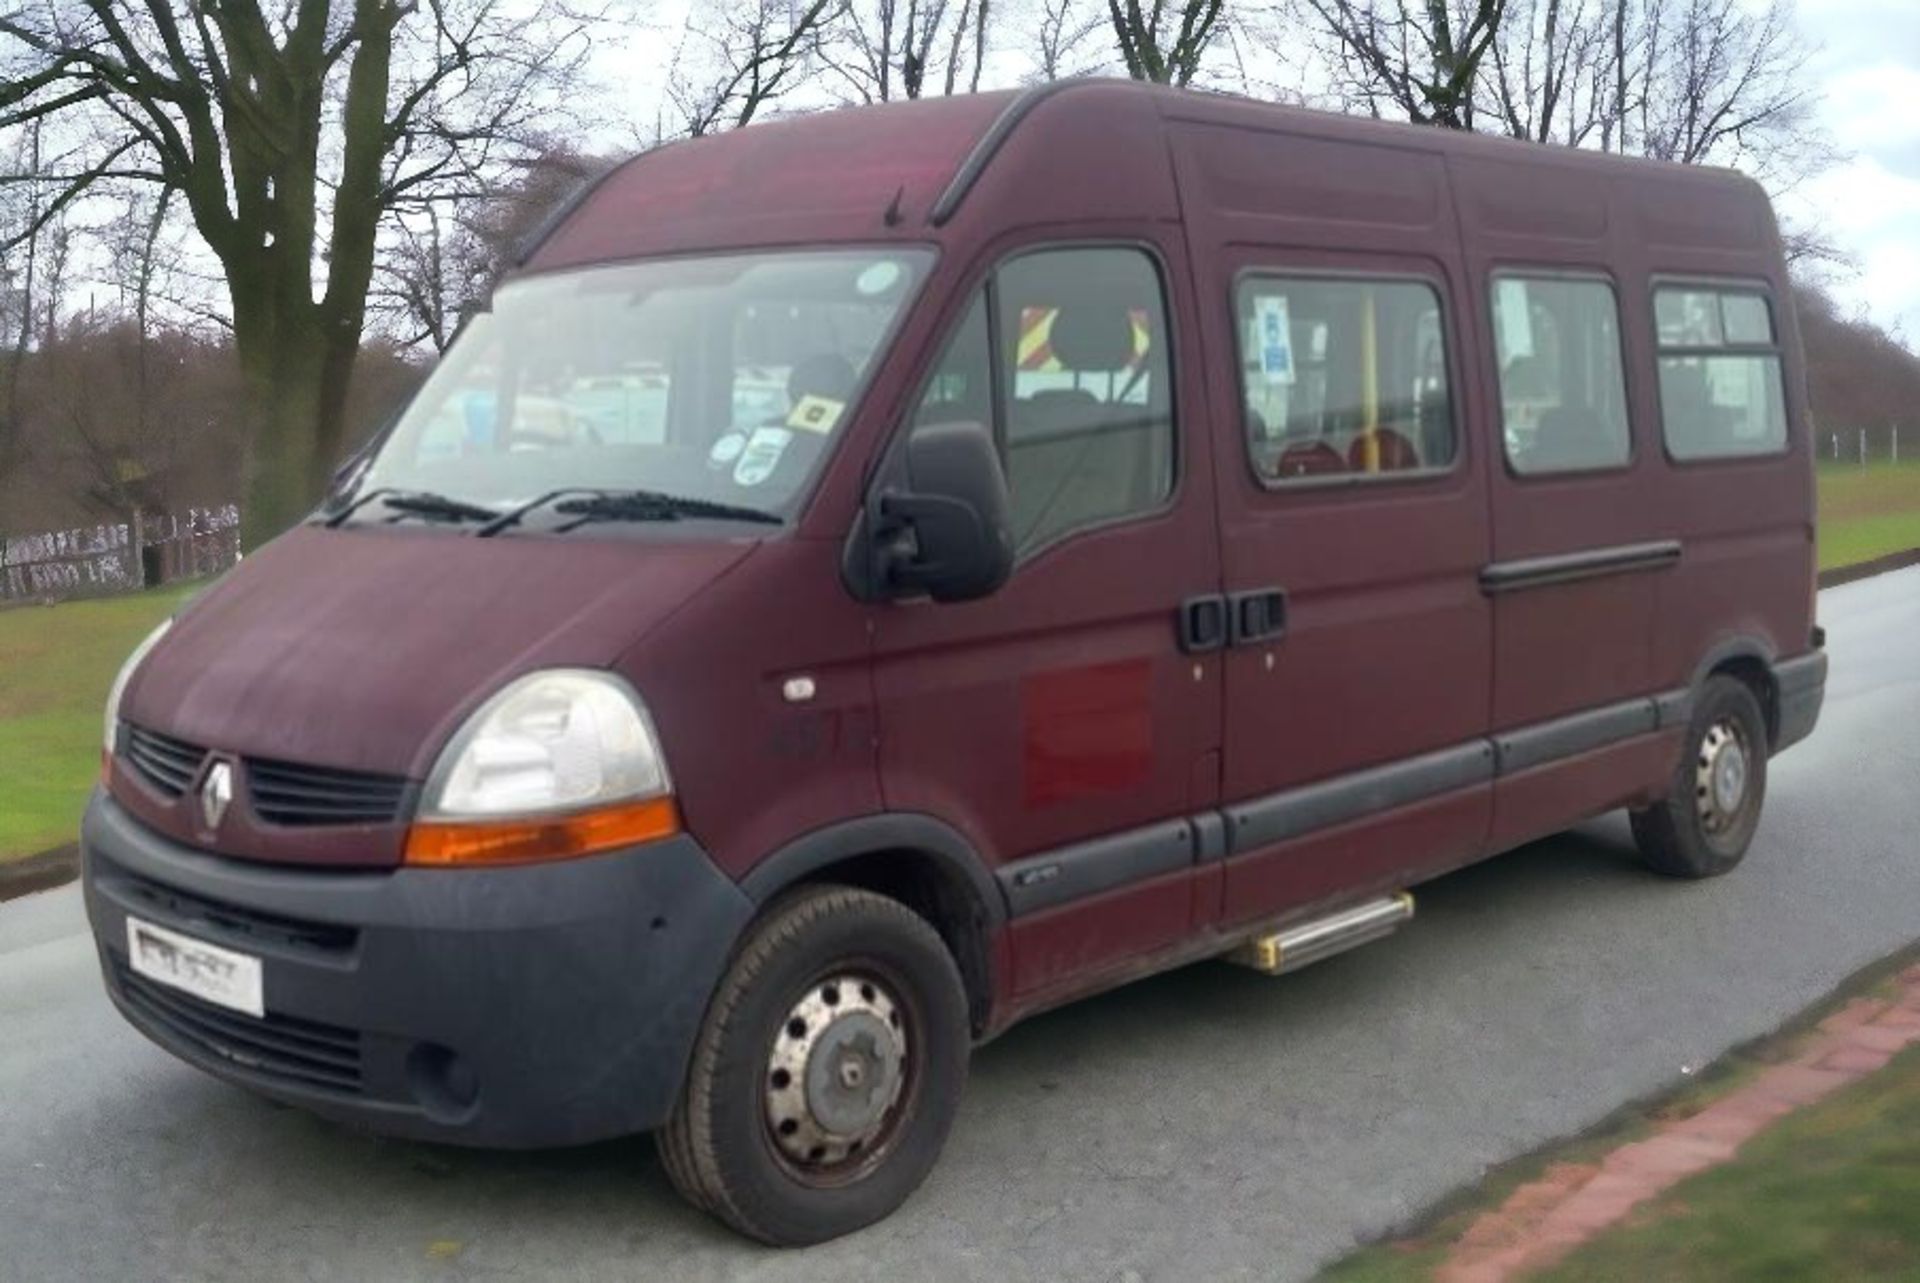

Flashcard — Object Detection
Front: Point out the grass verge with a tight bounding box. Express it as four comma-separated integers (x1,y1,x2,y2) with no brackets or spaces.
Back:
1818,459,1920,572
1318,940,1920,1282
0,585,193,863
1535,1040,1920,1281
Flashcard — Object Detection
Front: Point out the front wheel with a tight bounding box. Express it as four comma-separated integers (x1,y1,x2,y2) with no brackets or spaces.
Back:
656,885,970,1245
1631,674,1769,878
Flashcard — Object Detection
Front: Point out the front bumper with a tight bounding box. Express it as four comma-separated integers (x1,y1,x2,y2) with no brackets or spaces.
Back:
81,789,752,1148
1773,649,1827,754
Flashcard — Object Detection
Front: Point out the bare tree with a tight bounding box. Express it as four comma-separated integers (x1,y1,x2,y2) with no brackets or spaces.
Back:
1,0,598,547
1631,0,1826,188
1481,0,1614,143
106,184,178,539
1296,0,1509,127
0,120,48,477
374,148,603,352
668,0,840,135
1470,0,1827,182
820,0,996,103
1106,0,1227,85
1031,0,1108,80
378,207,459,354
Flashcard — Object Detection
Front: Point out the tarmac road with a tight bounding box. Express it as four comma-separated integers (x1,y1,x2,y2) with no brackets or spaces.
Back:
1,568,1913,1283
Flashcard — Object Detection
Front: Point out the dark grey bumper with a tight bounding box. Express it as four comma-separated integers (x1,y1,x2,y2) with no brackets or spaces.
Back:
1774,649,1827,754
81,789,751,1148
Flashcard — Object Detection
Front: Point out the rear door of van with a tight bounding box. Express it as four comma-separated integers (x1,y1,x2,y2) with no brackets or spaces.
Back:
870,230,1225,999
1168,116,1496,925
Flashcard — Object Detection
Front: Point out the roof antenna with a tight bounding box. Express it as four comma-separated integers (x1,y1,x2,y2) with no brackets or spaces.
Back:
882,185,906,228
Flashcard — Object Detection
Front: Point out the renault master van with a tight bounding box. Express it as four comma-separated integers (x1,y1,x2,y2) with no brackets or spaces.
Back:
84,79,1827,1244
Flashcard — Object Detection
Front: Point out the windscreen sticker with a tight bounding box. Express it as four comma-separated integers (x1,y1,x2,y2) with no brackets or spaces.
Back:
1496,279,1535,359
707,431,748,469
786,395,845,435
856,261,903,296
733,427,792,487
1255,295,1294,384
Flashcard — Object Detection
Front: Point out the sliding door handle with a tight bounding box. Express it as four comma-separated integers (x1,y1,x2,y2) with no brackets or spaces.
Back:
1229,588,1288,644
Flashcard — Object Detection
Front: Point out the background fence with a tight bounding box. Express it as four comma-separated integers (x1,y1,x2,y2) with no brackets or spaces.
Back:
0,505,240,604
1820,425,1915,466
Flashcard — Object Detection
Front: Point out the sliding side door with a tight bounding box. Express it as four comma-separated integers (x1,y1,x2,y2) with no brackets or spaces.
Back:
1209,247,1495,925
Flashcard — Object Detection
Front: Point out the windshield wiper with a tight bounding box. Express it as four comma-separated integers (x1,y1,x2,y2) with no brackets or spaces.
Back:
322,487,501,529
481,488,783,535
474,487,608,537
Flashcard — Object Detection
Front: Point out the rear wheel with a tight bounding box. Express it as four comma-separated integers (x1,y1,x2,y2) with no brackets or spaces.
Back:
656,885,969,1246
1631,674,1769,878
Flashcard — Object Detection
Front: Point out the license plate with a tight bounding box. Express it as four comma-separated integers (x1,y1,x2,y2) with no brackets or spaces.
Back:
126,915,264,1018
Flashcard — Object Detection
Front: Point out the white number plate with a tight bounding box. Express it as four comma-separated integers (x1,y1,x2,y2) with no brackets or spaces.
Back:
126,915,264,1018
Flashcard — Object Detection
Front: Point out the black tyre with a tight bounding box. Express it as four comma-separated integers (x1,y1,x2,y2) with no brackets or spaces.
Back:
1631,674,1769,878
656,885,969,1246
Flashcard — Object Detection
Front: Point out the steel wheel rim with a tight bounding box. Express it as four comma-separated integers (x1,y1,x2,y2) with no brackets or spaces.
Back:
762,969,914,1186
1696,718,1752,836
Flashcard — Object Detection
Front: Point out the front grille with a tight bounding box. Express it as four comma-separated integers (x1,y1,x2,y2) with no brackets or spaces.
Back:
105,862,358,956
112,957,364,1095
121,724,207,797
247,758,410,827
117,721,411,828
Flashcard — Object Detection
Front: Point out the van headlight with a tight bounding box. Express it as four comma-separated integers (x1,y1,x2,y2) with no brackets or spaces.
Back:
103,618,174,755
406,669,679,866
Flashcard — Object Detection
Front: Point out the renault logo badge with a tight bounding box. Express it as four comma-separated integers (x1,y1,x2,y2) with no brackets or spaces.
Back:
200,761,233,830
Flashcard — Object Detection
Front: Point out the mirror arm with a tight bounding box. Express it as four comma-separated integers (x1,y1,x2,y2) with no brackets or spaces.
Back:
876,490,989,597
869,490,916,595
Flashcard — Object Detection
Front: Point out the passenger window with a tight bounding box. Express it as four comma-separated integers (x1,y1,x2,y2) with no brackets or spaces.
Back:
1236,277,1455,483
909,247,1175,557
1654,285,1788,460
1492,276,1631,474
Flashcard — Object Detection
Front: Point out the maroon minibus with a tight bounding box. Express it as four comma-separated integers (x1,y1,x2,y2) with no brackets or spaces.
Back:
84,80,1826,1243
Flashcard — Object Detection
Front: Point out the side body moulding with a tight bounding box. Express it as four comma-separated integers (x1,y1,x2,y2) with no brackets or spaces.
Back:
992,686,1705,922
1479,540,1683,594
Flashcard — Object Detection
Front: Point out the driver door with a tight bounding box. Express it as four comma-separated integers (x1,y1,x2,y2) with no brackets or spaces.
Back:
870,238,1224,999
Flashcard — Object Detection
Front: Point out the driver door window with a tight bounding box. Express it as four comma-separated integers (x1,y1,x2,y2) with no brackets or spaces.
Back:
909,247,1175,557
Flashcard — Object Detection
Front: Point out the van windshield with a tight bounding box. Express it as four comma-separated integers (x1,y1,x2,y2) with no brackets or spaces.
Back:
353,248,933,527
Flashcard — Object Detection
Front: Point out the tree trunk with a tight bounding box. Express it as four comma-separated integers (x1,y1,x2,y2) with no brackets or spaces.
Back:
235,322,337,551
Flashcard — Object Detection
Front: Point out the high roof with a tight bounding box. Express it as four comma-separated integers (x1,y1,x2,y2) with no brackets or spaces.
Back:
522,78,1770,275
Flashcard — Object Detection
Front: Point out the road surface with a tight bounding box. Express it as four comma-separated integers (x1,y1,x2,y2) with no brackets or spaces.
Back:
1,568,1913,1283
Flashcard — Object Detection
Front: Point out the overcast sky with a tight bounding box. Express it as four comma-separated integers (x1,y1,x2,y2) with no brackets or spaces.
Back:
1779,0,1920,339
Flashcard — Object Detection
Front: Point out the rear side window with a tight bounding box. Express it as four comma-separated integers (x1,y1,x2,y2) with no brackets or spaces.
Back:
1236,277,1455,483
1653,285,1788,460
1492,276,1631,475
910,246,1175,556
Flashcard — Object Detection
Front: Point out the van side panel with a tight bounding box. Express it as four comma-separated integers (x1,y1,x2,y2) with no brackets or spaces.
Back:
621,540,885,884
1627,176,1816,697
1448,152,1676,849
1449,152,1664,729
1165,109,1496,927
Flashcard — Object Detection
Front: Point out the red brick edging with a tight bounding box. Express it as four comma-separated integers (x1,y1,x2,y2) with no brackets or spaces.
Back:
1435,963,1920,1283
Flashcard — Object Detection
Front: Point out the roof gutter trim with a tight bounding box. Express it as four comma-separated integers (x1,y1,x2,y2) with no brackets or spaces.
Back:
927,79,1094,228
509,148,671,270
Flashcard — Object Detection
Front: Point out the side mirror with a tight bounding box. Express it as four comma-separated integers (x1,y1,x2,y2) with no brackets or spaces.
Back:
873,420,1014,603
